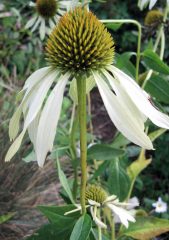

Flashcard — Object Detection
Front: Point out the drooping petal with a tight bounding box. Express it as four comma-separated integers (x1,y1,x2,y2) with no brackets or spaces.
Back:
88,199,101,207
9,68,50,140
109,66,169,129
31,16,41,32
93,72,153,149
49,19,55,29
40,18,46,40
149,0,157,9
138,0,149,10
5,129,27,162
90,206,107,229
27,112,40,151
36,72,70,167
103,70,147,130
23,67,51,91
107,203,135,228
25,15,37,29
24,70,58,130
127,197,139,210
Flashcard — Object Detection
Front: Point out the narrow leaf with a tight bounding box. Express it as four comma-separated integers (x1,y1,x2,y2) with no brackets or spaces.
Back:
56,158,75,204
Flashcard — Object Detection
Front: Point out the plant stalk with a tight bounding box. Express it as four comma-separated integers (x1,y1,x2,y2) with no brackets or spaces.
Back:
101,19,142,82
77,76,87,215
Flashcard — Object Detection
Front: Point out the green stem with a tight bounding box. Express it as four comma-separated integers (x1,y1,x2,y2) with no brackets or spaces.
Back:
142,6,168,88
111,217,115,240
101,19,142,82
77,76,87,215
97,209,102,240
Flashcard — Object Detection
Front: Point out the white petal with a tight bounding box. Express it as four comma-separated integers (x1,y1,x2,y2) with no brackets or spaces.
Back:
93,72,153,149
23,67,51,91
25,15,37,29
127,197,139,210
103,70,147,131
109,66,169,129
36,72,69,167
29,1,36,7
8,67,49,141
138,0,149,9
5,129,26,162
88,199,101,207
40,18,46,40
31,16,41,32
167,0,169,5
27,112,40,150
90,206,107,229
49,19,55,29
149,0,157,9
107,203,135,228
24,70,58,130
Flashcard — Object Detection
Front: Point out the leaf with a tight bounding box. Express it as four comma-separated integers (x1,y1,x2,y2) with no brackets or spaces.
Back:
89,161,108,181
111,133,130,148
56,158,75,204
22,150,36,163
38,205,80,219
87,144,125,161
26,223,74,240
145,75,169,104
105,23,123,31
120,216,169,240
143,50,169,75
0,213,15,224
70,214,92,240
108,159,130,201
115,52,136,78
149,128,166,142
127,149,152,181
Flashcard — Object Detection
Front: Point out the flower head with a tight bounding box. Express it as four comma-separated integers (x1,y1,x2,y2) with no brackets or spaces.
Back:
45,7,115,74
6,7,169,167
65,185,136,229
25,0,74,40
144,10,163,26
152,197,168,213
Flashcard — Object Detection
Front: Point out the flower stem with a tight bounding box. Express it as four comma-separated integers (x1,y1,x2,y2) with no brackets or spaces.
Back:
111,217,115,240
97,209,102,240
101,19,142,82
77,76,87,215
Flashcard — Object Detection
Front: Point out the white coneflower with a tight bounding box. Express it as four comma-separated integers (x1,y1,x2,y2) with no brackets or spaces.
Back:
25,0,75,40
5,7,169,167
152,197,168,213
138,0,169,10
65,185,136,228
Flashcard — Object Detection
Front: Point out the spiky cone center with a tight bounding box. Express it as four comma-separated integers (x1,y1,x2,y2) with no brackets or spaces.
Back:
36,0,57,18
85,185,108,204
45,7,115,75
145,10,163,26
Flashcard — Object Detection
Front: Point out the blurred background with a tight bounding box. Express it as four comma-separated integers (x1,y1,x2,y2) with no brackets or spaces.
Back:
0,0,169,239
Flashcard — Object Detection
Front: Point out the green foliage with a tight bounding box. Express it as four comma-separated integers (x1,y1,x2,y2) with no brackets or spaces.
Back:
120,216,169,240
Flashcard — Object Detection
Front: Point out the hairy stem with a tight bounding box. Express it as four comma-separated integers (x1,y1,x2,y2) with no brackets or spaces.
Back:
111,217,115,240
77,76,87,215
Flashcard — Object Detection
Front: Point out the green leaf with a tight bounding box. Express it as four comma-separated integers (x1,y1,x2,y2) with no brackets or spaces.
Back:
0,213,15,224
111,133,130,148
87,144,125,161
115,53,136,78
38,205,80,219
145,75,169,104
108,159,130,201
120,216,169,240
70,214,92,240
105,23,123,31
26,223,74,240
143,50,169,75
149,128,166,142
56,158,75,204
89,161,108,181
